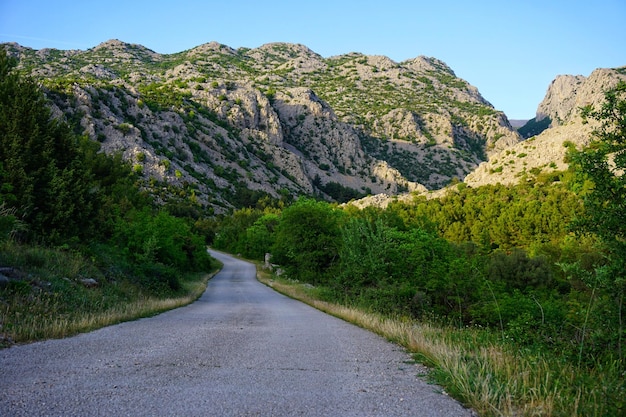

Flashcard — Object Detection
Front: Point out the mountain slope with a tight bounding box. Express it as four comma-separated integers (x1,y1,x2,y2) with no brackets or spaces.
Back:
464,66,626,188
2,40,521,211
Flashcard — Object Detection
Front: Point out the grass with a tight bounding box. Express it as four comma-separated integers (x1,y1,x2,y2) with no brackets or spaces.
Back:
1,277,213,344
256,267,624,417
0,241,219,346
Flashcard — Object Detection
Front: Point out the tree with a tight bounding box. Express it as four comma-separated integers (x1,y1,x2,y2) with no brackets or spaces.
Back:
338,217,394,290
568,81,626,363
243,212,279,260
271,199,343,284
573,81,626,251
212,208,262,254
0,47,96,242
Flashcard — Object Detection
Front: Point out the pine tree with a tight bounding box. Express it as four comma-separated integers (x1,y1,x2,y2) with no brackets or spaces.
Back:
0,47,95,242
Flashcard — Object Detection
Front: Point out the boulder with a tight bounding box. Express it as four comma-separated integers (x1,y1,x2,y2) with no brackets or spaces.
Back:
80,278,99,288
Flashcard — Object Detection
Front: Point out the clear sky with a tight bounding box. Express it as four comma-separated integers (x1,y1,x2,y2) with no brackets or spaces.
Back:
1,0,624,119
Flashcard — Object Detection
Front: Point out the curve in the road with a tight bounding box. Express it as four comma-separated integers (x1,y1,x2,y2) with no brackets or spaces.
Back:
0,250,473,416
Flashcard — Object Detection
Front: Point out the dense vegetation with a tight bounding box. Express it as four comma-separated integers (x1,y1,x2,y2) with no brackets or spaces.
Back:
0,48,215,344
213,83,626,416
518,116,552,138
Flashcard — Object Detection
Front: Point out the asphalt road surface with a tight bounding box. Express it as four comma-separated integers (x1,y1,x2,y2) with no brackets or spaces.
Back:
0,250,474,416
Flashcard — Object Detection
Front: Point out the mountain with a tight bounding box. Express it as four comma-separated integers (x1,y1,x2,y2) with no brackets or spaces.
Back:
464,66,626,188
509,119,529,128
2,40,521,212
347,65,626,210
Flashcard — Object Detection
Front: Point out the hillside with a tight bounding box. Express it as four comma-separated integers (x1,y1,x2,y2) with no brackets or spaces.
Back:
464,66,626,188
2,40,520,212
346,65,626,209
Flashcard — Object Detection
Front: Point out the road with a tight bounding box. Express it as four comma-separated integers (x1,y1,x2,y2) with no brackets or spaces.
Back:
0,250,474,416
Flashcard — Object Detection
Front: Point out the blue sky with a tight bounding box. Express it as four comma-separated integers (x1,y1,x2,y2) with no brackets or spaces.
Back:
1,0,624,119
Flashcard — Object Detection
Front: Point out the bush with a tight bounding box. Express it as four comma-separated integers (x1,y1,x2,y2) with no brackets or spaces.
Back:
487,249,554,292
271,199,343,284
113,208,211,273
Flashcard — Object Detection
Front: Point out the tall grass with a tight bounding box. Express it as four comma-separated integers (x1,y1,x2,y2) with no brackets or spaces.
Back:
1,278,211,343
257,269,624,417
0,242,217,346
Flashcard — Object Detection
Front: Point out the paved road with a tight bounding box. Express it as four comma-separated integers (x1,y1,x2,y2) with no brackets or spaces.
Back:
0,250,473,416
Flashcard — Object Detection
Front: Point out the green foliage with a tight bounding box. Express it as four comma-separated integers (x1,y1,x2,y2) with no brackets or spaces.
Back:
271,199,343,284
243,213,280,260
572,82,626,251
213,150,622,367
487,249,554,292
0,239,217,346
389,181,583,250
316,180,366,203
213,207,263,254
338,217,471,318
116,122,132,135
0,47,215,339
566,81,626,364
0,48,97,243
0,204,25,242
517,116,551,138
338,217,394,290
114,208,211,274
204,90,625,411
136,82,191,112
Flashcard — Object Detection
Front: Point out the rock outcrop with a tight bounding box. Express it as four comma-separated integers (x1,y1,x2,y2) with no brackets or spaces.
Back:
537,68,625,126
349,65,626,210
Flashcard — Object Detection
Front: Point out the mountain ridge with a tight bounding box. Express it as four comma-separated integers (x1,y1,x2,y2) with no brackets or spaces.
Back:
1,39,566,212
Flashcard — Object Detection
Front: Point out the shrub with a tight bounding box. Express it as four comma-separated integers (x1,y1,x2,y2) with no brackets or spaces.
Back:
116,123,132,135
113,208,211,274
271,199,343,284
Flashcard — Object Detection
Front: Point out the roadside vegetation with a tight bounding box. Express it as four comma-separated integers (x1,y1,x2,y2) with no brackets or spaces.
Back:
0,48,217,345
2,41,624,416
214,83,626,416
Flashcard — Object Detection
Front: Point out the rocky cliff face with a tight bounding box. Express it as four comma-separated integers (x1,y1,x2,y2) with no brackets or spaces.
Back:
536,68,625,126
347,66,626,210
464,66,626,188
3,40,521,211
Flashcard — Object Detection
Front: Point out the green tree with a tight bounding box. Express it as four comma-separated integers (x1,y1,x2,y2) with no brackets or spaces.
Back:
573,81,626,254
271,199,343,284
113,208,210,271
243,212,279,260
568,81,626,363
338,217,394,290
213,207,262,254
0,47,96,242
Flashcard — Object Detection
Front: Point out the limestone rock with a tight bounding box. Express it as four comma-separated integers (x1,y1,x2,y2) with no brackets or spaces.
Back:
80,278,99,288
536,67,626,126
464,66,626,189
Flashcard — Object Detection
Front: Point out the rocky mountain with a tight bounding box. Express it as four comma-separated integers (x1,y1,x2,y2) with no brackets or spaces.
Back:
2,39,521,212
509,119,529,128
464,66,626,188
347,65,626,210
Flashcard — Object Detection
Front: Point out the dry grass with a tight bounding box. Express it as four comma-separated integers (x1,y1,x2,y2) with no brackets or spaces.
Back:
2,274,214,345
257,268,611,417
